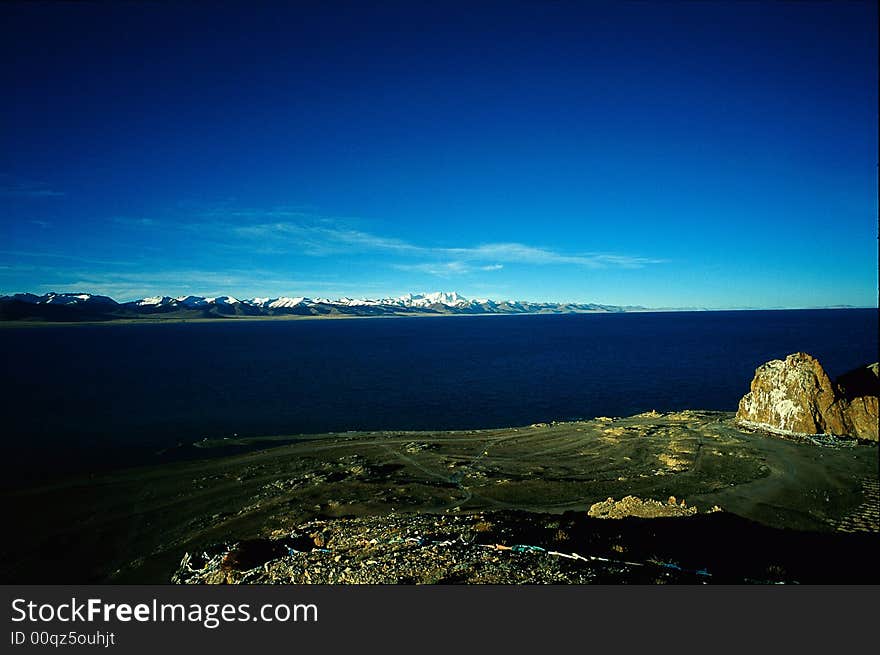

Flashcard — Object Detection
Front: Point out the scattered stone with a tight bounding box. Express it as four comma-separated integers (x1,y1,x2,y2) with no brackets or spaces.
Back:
169,506,878,585
404,442,434,454
310,531,329,548
171,511,703,585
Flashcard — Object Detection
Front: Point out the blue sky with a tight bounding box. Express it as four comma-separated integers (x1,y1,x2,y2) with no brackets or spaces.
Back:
1,1,876,308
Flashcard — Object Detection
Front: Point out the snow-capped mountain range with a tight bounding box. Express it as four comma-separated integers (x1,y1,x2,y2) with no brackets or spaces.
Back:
0,290,648,321
128,291,475,309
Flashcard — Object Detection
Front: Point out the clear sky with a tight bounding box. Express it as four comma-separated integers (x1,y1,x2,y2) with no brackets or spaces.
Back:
0,1,876,308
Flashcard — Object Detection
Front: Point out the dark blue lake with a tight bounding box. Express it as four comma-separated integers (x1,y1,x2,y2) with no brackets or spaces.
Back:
1,309,876,481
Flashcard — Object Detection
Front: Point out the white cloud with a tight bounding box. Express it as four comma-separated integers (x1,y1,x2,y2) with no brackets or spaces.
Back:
444,243,664,268
17,268,362,302
195,211,665,270
85,206,666,284
393,261,504,276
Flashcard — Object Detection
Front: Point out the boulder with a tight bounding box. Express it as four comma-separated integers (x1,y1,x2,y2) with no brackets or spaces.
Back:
843,395,879,440
736,353,846,435
736,353,878,441
835,363,879,441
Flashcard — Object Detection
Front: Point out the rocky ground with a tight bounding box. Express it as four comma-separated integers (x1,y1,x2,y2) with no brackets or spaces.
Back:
171,505,878,585
3,410,878,583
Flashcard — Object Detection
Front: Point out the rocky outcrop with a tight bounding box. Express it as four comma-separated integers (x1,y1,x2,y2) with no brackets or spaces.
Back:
736,353,846,435
835,363,879,440
736,353,878,441
587,496,699,519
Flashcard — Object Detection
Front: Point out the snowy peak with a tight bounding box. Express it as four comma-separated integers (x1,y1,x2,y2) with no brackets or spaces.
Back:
136,296,174,307
174,295,207,307
5,292,119,306
160,292,481,310
4,290,493,310
0,290,648,321
267,297,308,308
206,296,240,305
409,291,470,307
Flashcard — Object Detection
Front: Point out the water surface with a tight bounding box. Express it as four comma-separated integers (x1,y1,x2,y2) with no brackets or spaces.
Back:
1,309,875,480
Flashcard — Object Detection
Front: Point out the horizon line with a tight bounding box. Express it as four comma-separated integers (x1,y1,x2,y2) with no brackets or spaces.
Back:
0,289,874,313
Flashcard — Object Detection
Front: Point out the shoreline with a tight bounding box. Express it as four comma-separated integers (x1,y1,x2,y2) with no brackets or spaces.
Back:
3,410,876,583
0,305,873,328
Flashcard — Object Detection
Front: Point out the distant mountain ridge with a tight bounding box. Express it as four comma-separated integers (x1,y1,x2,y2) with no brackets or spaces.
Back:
0,291,652,321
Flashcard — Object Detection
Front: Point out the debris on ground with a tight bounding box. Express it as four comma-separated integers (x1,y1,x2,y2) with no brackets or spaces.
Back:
171,511,711,585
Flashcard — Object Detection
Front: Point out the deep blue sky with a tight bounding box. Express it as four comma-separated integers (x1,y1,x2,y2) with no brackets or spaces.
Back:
1,1,876,307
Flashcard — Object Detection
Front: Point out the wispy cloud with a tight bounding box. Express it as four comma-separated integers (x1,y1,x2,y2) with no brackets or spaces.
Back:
232,221,419,256
0,177,65,198
240,222,666,271
0,188,65,198
394,261,504,276
5,267,365,302
149,207,665,273
442,243,664,269
89,206,666,289
112,216,156,227
0,249,134,267
3,200,668,300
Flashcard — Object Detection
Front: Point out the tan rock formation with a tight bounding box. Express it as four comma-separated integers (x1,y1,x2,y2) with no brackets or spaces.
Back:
835,363,879,440
587,495,698,519
736,353,878,441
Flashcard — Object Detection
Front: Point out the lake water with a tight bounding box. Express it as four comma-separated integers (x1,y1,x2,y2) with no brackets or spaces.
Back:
1,309,876,481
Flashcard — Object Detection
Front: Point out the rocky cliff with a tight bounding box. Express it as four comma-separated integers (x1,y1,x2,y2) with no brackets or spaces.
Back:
736,353,878,441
